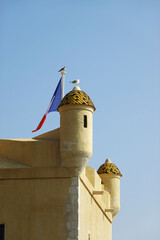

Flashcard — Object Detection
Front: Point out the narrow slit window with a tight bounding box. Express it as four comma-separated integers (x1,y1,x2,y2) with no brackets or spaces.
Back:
84,115,87,128
0,224,5,240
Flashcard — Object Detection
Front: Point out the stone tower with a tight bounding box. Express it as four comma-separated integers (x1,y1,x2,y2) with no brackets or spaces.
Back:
58,86,96,175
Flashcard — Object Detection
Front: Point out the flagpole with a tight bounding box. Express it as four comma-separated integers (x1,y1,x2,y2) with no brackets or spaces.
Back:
61,71,66,99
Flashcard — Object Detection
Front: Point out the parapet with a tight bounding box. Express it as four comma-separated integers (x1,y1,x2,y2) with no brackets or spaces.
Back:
0,128,61,168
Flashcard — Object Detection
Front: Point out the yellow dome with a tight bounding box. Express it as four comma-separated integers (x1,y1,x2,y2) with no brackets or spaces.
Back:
58,90,96,111
97,159,122,177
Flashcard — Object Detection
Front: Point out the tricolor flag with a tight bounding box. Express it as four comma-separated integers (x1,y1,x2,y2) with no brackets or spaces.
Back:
32,77,62,132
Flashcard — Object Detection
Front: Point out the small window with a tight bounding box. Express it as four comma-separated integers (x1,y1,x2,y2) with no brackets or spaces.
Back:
84,115,87,128
0,224,5,240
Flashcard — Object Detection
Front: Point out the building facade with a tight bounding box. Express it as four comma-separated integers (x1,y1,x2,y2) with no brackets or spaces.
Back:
0,86,122,240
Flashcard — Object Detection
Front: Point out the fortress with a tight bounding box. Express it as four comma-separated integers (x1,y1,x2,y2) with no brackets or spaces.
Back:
0,85,122,240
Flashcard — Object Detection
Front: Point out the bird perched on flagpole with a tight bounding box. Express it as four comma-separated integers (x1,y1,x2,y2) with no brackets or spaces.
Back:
69,79,80,85
58,67,66,72
58,67,66,99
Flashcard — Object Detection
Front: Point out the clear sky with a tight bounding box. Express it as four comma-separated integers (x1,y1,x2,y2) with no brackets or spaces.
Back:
1,0,160,239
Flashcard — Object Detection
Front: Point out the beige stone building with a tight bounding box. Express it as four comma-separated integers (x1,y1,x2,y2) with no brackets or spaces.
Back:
0,86,122,240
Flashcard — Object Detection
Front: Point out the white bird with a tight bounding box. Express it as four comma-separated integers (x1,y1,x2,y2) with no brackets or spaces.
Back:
69,79,80,85
58,67,66,72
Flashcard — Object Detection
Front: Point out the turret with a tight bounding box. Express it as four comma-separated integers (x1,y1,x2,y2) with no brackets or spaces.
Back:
97,159,122,219
58,86,96,175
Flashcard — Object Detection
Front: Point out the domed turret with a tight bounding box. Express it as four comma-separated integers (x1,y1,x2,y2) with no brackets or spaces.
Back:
58,87,95,175
97,159,122,218
97,158,122,176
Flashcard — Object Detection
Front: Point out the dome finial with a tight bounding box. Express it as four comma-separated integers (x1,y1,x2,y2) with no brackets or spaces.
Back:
73,86,81,91
105,158,111,163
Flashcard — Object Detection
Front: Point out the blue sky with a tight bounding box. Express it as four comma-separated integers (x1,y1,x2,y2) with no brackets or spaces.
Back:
1,0,160,239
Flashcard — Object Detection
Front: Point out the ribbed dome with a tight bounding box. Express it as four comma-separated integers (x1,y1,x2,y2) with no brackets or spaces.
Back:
58,90,96,111
97,159,122,177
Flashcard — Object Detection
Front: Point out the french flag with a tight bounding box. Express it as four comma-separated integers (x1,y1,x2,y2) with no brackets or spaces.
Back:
32,77,62,132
